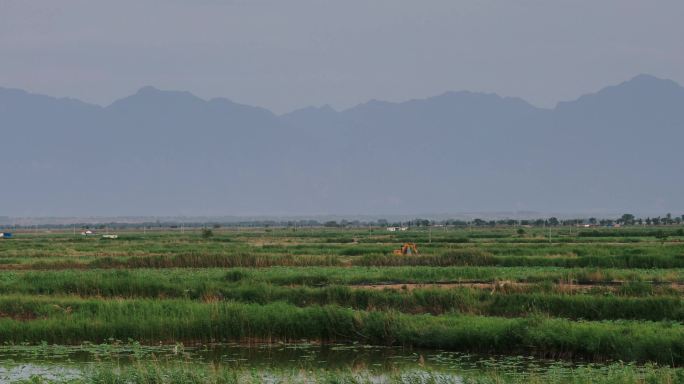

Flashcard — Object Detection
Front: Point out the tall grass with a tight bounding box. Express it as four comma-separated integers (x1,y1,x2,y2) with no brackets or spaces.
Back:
3,278,681,320
3,231,684,270
2,229,683,371
354,250,497,267
0,268,678,299
0,298,682,363
89,253,341,268
355,251,684,268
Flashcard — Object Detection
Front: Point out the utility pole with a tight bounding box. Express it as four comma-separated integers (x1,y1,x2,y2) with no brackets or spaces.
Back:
429,226,432,244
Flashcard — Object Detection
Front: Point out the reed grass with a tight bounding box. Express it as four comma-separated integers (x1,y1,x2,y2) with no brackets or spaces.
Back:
356,251,684,269
3,274,681,320
3,231,684,271
2,228,683,373
0,267,679,298
0,298,682,363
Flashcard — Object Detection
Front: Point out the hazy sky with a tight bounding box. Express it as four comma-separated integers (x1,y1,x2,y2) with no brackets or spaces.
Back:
1,0,683,113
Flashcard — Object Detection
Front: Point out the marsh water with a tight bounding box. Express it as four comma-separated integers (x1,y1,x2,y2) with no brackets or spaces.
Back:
0,342,591,382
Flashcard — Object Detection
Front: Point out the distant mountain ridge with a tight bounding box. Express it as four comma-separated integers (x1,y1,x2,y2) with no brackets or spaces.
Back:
1,74,683,216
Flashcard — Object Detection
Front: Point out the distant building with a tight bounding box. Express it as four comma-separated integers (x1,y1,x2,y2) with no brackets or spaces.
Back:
0,233,12,239
386,226,409,232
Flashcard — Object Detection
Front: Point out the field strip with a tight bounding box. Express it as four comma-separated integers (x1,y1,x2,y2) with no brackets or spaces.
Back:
350,280,684,291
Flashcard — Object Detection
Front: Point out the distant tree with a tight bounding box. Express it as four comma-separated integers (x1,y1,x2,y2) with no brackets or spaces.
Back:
201,228,214,238
323,221,339,228
447,219,467,226
516,228,525,236
548,217,560,226
588,217,597,225
619,214,635,225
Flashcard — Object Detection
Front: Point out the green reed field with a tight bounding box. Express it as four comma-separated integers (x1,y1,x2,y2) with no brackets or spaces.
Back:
0,225,683,382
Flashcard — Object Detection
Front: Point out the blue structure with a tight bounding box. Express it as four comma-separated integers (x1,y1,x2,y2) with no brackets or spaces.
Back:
0,233,12,239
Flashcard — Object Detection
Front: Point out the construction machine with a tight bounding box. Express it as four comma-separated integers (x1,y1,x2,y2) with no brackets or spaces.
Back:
393,242,419,255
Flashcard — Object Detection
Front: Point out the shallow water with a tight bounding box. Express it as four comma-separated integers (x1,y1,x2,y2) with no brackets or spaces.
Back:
0,342,584,382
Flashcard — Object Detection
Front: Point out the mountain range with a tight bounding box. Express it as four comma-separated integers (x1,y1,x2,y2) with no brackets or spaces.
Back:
1,74,683,217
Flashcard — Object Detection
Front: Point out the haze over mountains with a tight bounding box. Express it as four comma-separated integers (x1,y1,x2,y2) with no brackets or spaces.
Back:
1,74,683,217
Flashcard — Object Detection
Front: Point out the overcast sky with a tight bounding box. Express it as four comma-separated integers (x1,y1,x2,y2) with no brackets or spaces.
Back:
1,0,683,113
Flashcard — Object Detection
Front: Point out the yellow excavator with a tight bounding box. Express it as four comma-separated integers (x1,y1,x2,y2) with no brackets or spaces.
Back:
393,242,419,255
